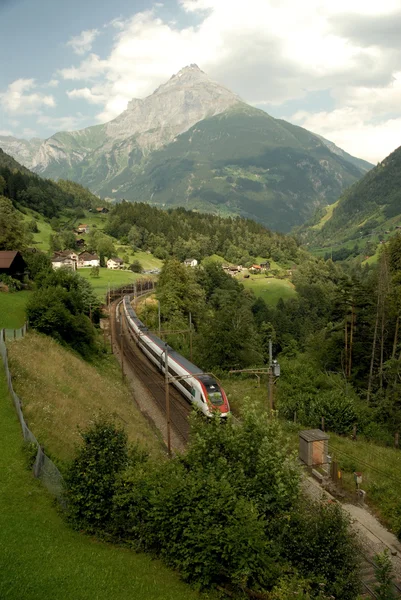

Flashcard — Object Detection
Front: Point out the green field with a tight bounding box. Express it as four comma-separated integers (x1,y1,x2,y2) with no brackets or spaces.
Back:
20,210,54,252
0,366,211,600
78,268,155,300
239,275,296,306
124,250,163,270
0,291,31,329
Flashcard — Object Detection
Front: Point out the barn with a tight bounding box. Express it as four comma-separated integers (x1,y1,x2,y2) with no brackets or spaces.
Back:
0,251,27,280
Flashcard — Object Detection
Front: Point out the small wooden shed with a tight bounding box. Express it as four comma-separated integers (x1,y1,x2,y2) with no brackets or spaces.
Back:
299,429,329,467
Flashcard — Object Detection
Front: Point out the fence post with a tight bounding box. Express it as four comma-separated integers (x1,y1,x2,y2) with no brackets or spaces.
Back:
321,416,325,432
395,432,399,449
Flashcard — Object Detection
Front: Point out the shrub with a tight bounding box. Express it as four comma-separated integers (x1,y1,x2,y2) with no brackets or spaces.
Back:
64,417,130,531
374,550,395,599
129,260,143,273
0,274,22,292
283,500,360,600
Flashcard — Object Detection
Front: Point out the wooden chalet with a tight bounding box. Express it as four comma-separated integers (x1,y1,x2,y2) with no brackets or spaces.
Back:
0,251,27,280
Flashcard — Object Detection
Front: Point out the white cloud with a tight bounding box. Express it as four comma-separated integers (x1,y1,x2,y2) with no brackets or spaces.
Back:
291,108,401,164
37,114,85,131
67,87,107,104
54,1,401,160
0,129,14,136
67,29,100,55
47,79,59,88
60,53,108,80
0,79,56,115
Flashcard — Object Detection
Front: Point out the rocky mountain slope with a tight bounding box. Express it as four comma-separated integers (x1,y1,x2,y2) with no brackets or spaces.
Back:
299,144,401,248
0,65,372,231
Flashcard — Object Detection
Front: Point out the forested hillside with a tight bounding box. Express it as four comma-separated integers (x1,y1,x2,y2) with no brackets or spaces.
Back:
0,148,100,218
301,144,401,250
105,201,299,264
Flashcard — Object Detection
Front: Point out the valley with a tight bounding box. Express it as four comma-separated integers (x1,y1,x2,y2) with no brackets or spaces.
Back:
1,67,401,600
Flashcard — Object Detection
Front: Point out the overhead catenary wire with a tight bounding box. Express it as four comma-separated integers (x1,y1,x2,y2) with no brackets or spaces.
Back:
329,444,401,487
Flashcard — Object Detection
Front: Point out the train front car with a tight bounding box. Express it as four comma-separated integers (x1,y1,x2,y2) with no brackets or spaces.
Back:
197,374,230,418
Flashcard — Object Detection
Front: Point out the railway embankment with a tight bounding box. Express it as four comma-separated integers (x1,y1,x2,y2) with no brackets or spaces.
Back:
7,331,164,463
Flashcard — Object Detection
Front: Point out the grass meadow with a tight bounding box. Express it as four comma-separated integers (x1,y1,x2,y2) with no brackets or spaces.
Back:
0,363,212,600
77,268,156,300
7,332,163,463
238,274,296,306
0,291,31,329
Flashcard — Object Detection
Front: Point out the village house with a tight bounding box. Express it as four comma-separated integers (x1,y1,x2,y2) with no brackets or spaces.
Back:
96,207,109,214
51,257,77,271
0,251,27,280
76,224,90,234
77,252,100,268
259,261,271,271
249,264,262,274
54,249,79,262
107,257,124,270
184,258,198,267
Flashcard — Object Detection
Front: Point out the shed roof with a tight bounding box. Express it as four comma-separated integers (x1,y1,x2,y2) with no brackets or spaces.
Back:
299,429,329,442
0,251,19,269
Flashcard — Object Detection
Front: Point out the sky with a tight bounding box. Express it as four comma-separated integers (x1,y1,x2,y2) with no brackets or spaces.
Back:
1,0,401,163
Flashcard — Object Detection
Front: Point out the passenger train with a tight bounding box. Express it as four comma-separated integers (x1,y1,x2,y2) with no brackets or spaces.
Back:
122,295,230,418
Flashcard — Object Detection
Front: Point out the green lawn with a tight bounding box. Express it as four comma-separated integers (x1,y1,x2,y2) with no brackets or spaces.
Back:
0,366,212,600
119,249,163,270
0,291,31,329
239,275,296,306
78,268,155,300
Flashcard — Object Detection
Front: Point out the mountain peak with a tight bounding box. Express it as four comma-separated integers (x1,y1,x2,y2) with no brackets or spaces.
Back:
173,64,204,77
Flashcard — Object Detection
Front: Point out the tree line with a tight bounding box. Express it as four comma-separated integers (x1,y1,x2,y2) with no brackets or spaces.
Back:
105,201,299,265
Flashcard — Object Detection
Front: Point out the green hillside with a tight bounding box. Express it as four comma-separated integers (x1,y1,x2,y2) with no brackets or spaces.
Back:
0,147,101,218
301,144,401,252
100,104,366,232
0,148,31,174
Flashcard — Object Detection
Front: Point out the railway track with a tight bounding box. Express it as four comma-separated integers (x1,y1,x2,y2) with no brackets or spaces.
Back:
112,299,191,446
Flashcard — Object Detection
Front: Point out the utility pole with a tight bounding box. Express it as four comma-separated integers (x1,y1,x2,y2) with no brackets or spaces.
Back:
189,312,193,361
158,300,161,339
165,345,171,457
120,305,125,382
268,338,273,413
108,283,113,352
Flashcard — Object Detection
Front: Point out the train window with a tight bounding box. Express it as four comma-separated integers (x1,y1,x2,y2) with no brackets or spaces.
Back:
191,387,195,397
204,383,224,406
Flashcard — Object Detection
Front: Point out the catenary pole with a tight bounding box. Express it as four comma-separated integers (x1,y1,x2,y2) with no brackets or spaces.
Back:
165,345,171,457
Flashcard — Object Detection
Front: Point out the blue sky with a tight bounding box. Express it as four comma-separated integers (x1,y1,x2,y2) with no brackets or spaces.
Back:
1,0,401,162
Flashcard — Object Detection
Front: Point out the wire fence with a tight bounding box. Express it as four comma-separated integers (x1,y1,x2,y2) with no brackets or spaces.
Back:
0,324,64,499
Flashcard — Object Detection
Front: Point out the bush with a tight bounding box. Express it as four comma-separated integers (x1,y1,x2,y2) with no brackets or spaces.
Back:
277,356,358,434
283,500,360,600
66,409,360,597
129,260,143,273
0,274,22,291
26,286,97,357
64,417,130,531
